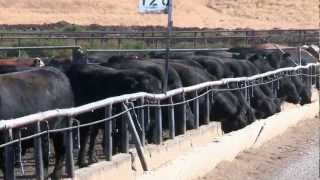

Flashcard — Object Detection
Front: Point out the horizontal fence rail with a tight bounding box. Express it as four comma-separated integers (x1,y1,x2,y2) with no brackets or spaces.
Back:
0,29,318,50
86,47,301,53
0,45,81,51
0,35,317,40
0,28,318,36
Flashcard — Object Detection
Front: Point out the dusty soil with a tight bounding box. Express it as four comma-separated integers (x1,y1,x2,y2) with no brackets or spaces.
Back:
197,116,320,180
0,0,318,29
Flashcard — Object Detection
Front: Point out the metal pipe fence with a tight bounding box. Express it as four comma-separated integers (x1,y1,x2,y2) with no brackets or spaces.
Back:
0,29,318,50
0,61,318,179
0,28,318,36
0,45,85,64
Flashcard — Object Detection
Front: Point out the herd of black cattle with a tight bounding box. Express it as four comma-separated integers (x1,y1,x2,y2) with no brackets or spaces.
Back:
0,45,319,179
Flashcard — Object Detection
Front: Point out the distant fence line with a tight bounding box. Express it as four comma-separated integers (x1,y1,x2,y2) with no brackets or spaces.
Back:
0,28,318,37
0,29,318,50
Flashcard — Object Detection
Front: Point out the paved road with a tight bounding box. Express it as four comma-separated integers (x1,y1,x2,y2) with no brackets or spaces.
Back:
197,117,319,180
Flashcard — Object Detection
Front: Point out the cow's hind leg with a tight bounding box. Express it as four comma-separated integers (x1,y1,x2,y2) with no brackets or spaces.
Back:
77,127,89,167
88,125,99,164
41,134,50,179
51,132,66,180
0,149,4,176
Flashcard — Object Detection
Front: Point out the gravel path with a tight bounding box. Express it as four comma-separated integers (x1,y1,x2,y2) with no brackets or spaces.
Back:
197,116,319,180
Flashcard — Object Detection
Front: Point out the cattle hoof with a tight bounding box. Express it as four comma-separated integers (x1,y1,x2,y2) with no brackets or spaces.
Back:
50,171,62,180
88,157,98,164
77,161,89,168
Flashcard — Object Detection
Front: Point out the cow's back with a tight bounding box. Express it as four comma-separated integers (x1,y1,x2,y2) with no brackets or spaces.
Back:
0,67,74,121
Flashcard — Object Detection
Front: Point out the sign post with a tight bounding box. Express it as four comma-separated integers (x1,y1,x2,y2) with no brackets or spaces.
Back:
139,0,173,92
164,0,173,92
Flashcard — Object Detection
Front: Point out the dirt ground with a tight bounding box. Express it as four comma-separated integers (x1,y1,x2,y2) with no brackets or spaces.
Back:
197,116,320,180
0,0,318,29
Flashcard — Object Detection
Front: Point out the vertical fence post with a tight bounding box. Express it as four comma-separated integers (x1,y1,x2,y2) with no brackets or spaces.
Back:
181,92,187,134
104,105,113,161
298,30,302,46
34,122,44,180
118,38,122,49
142,33,146,49
65,117,74,178
146,104,151,136
100,39,104,47
154,100,162,144
193,91,199,129
137,98,145,145
297,46,302,65
4,129,15,180
169,97,175,139
120,104,129,153
122,104,149,171
193,32,197,48
17,39,21,57
90,34,94,48
244,31,248,47
205,88,210,124
202,32,208,48
155,39,159,49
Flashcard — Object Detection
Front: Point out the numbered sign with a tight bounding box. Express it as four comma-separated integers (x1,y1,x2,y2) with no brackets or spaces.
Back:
139,0,168,14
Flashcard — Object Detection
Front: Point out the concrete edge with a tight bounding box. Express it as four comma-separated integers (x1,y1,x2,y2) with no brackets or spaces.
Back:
74,119,223,180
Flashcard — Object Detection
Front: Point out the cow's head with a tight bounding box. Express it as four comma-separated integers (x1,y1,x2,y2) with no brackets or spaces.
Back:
33,57,45,67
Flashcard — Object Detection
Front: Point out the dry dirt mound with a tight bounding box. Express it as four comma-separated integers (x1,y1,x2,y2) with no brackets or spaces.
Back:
0,0,318,29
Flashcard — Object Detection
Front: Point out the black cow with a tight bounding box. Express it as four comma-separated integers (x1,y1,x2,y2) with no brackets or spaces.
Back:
190,55,281,119
248,53,302,104
155,60,256,132
195,51,234,59
0,67,74,180
65,64,162,167
266,52,313,104
101,59,196,135
191,56,227,79
152,60,216,126
149,51,195,60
